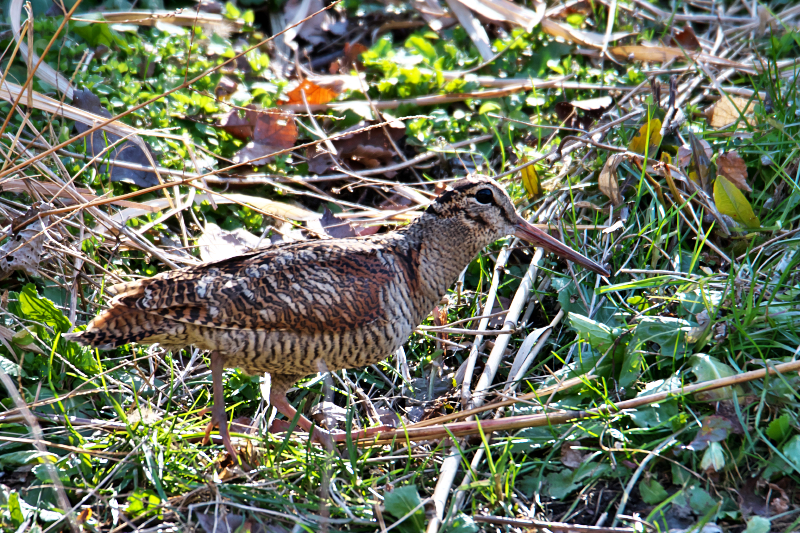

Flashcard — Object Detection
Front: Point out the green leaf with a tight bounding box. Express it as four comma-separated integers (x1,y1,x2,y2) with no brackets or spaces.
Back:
126,489,161,519
384,485,425,533
18,283,71,333
8,492,24,526
12,329,34,346
0,355,27,378
745,516,771,533
478,102,502,115
444,513,479,533
545,469,580,499
406,36,437,63
689,354,745,401
713,175,761,228
767,413,792,441
782,435,800,470
634,316,693,358
687,486,716,514
700,442,726,472
568,313,619,352
639,479,669,505
0,450,57,467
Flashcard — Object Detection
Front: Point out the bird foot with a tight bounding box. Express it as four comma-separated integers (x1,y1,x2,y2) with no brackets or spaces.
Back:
203,420,239,460
268,420,390,448
330,425,391,443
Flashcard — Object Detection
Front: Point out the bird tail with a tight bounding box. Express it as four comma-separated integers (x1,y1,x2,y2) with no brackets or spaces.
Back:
64,305,159,349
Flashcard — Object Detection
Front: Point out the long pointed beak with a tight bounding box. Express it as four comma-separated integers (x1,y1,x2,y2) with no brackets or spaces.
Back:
514,217,611,277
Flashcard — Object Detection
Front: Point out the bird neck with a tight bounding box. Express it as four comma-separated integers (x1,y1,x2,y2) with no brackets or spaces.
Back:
399,212,492,299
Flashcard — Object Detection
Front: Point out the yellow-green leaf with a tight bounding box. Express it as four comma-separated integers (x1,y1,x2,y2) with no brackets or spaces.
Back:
520,159,539,199
629,118,662,154
713,176,760,229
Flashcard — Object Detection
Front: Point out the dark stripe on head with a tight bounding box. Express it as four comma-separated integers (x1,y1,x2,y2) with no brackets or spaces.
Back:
427,179,501,215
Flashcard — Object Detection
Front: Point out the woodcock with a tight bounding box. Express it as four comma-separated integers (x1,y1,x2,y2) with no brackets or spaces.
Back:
65,176,610,457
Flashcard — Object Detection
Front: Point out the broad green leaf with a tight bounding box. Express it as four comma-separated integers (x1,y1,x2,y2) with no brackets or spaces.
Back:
629,377,680,428
700,441,726,471
687,486,716,514
384,485,425,533
0,355,26,378
8,492,24,527
635,316,692,358
745,516,771,533
628,118,662,154
0,450,57,467
639,479,669,505
689,354,745,401
568,313,620,352
544,469,580,499
767,413,792,441
126,489,161,519
478,102,502,115
445,513,479,533
782,435,800,470
18,284,71,333
713,175,760,228
406,36,437,63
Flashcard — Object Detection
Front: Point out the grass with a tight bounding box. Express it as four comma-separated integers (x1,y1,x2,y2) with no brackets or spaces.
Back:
1,0,800,531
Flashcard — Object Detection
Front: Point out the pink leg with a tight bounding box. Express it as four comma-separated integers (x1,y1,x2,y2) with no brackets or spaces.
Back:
268,374,390,448
203,351,238,459
268,374,335,451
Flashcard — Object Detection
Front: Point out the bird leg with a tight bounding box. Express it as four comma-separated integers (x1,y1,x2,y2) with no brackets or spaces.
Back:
203,351,238,459
268,373,390,449
268,374,335,451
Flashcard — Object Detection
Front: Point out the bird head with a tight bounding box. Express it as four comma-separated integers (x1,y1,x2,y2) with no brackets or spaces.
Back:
425,176,610,277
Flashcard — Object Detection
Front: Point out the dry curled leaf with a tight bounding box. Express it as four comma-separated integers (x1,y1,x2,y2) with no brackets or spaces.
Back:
0,205,52,279
717,151,751,192
598,153,625,207
706,97,756,129
307,121,404,174
197,222,265,262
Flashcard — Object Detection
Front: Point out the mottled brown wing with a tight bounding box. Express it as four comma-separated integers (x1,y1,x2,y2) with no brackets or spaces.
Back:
117,239,397,333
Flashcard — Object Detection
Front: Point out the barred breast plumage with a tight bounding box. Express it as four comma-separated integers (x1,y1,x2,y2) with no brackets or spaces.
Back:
66,176,609,457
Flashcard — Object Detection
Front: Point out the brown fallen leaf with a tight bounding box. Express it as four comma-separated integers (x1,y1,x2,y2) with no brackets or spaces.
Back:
717,151,751,192
666,26,701,50
706,96,756,129
598,153,625,207
331,42,369,73
561,441,586,469
217,104,261,140
307,120,404,174
677,139,712,167
233,109,297,165
285,80,339,106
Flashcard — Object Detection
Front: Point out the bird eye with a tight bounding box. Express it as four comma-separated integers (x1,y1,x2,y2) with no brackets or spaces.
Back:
475,189,493,204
